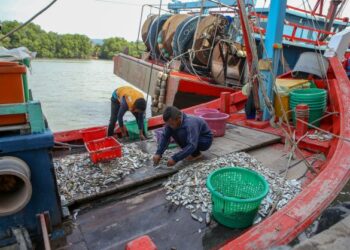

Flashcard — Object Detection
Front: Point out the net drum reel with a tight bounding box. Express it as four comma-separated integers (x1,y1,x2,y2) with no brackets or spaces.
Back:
157,14,189,60
142,15,158,52
147,14,172,59
193,14,228,66
210,40,246,87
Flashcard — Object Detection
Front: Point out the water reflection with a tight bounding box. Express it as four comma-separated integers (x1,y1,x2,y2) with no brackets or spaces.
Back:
28,59,152,132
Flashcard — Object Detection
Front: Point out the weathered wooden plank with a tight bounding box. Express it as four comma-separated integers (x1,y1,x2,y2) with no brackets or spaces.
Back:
209,137,249,156
67,163,177,206
249,144,310,180
65,126,281,206
71,188,242,250
225,125,280,147
113,53,162,97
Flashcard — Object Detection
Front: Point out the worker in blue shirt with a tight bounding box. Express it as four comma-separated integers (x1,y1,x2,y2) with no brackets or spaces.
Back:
108,86,147,140
153,106,213,167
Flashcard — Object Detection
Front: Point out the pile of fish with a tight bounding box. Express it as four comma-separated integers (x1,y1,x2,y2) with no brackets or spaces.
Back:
54,144,152,203
163,152,302,224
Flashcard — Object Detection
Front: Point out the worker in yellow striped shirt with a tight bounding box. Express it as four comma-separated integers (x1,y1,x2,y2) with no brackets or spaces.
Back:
108,86,147,140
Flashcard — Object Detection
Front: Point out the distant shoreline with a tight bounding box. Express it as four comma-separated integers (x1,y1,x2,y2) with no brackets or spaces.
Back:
2,21,144,60
32,58,113,61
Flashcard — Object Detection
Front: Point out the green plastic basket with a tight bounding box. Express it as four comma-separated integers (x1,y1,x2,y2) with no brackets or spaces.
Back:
125,119,148,140
290,101,327,109
289,88,327,128
290,88,327,99
206,167,269,228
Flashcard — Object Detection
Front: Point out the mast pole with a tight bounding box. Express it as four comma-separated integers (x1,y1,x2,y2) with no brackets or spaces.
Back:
319,0,344,41
312,0,325,15
260,0,287,120
236,0,252,68
236,0,262,119
320,0,324,15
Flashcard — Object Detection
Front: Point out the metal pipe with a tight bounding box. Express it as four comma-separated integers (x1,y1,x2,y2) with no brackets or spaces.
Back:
319,0,344,41
207,0,237,11
145,0,163,109
0,157,32,216
39,214,51,250
144,4,172,13
190,0,205,56
236,0,261,117
136,5,146,51
260,0,287,120
152,0,163,61
312,0,324,15
320,0,324,15
336,0,348,17
136,3,172,52
168,0,251,11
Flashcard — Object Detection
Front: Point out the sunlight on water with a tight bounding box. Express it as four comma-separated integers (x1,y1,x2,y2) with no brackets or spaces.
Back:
28,59,152,132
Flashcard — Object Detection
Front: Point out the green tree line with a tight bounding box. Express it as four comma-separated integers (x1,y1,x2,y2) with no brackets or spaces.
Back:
0,20,145,59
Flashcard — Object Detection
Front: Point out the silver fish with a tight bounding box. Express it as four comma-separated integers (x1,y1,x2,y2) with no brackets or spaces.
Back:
205,212,211,225
54,144,153,203
163,152,302,224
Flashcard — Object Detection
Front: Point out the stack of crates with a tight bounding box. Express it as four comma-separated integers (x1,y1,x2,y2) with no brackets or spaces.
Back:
79,127,122,163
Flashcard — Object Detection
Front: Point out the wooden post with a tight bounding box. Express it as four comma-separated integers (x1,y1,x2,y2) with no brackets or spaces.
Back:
220,92,231,114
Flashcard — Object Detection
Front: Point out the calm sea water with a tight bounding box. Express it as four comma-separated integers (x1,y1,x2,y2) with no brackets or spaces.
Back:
28,59,151,132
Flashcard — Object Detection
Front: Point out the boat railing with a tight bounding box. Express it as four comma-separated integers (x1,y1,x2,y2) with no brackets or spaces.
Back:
286,4,348,22
250,12,335,46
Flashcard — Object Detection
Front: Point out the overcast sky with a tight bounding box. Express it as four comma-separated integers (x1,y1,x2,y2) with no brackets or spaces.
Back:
1,0,349,41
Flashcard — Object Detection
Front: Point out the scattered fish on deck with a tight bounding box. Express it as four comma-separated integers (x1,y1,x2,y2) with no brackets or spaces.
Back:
54,144,152,203
163,152,302,224
307,131,333,142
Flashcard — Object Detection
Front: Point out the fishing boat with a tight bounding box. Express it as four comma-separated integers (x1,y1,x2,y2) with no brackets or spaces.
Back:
1,0,350,249
54,1,350,249
114,0,349,111
53,38,350,250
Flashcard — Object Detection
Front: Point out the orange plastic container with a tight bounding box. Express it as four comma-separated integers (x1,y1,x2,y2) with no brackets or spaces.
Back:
80,127,107,143
0,62,27,126
86,137,122,163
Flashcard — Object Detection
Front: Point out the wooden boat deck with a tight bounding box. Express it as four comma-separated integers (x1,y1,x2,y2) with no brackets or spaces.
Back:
56,188,241,250
65,124,281,206
53,125,313,250
49,50,350,249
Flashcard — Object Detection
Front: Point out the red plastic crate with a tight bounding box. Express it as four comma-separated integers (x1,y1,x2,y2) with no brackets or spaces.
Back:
86,137,122,163
80,127,107,143
125,235,157,250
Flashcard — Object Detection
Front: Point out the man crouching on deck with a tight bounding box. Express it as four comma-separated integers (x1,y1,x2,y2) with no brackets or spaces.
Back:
153,106,213,167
